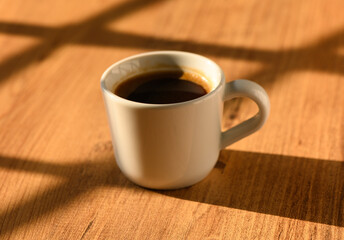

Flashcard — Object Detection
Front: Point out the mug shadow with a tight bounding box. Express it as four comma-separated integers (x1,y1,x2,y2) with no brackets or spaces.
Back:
158,150,344,227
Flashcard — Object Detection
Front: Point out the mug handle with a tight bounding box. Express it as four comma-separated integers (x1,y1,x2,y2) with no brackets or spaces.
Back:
221,79,270,149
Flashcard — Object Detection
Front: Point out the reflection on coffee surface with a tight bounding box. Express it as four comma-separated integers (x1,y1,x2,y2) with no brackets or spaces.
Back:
114,70,210,104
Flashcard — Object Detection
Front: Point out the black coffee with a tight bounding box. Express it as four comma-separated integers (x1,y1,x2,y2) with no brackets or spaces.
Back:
114,70,210,104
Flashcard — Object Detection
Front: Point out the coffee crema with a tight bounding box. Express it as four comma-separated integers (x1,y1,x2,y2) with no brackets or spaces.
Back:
113,70,211,104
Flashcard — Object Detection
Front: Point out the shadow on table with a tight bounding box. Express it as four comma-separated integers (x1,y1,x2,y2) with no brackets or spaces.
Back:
159,150,344,227
0,153,136,235
0,0,344,86
1,148,343,234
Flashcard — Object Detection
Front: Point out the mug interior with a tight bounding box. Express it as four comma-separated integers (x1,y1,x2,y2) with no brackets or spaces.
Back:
101,51,224,101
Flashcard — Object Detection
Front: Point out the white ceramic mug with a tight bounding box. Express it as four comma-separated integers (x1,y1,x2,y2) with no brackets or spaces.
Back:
101,51,270,189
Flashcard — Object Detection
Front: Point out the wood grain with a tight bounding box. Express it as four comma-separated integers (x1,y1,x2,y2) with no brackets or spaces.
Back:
0,0,343,239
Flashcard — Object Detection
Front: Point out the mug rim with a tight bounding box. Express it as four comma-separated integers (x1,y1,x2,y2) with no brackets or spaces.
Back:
100,50,225,108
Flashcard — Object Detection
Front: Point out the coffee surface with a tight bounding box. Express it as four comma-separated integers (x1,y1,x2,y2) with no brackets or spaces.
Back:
114,70,209,104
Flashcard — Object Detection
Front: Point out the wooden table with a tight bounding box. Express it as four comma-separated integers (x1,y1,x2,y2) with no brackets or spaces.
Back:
1,0,343,239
